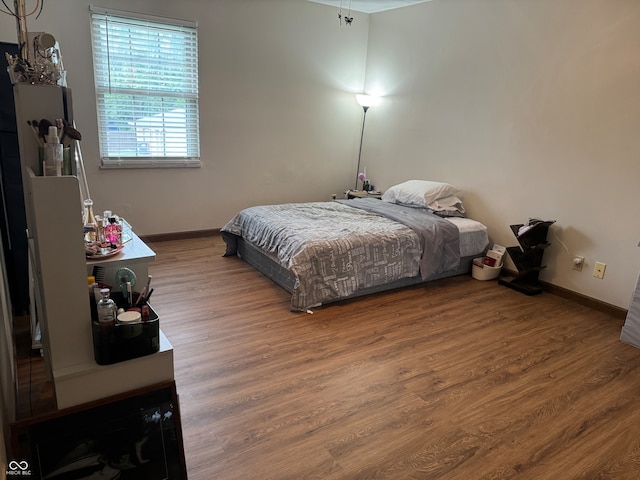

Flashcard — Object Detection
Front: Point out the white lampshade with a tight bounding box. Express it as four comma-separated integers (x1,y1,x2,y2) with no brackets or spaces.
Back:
356,94,380,108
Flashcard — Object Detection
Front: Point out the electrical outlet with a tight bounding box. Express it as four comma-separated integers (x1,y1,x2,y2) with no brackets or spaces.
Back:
593,262,606,279
572,256,585,271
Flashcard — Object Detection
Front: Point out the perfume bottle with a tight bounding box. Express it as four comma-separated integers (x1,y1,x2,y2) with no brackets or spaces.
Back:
96,217,105,244
104,216,122,246
97,288,116,331
83,199,97,242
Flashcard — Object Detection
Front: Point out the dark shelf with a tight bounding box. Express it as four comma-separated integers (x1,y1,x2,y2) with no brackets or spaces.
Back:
499,275,545,295
501,220,555,295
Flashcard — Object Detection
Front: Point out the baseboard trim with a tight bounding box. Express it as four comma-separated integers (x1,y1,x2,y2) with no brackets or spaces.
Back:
542,282,627,320
135,236,629,320
139,229,220,243
500,268,628,320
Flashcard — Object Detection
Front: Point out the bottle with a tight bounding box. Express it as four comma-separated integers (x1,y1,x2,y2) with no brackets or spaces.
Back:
88,276,99,322
43,125,63,177
105,216,122,246
141,304,150,322
96,217,106,243
83,199,98,242
87,275,97,294
88,275,100,302
97,288,116,331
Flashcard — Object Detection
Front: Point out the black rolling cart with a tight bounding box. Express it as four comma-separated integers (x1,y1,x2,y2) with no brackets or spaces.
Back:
498,219,555,295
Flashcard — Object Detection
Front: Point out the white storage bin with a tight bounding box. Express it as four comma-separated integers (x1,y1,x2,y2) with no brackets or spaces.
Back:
472,258,502,281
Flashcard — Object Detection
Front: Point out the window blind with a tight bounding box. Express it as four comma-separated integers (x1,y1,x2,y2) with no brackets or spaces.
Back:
90,7,200,168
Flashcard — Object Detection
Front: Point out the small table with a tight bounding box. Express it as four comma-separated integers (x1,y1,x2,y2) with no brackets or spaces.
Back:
346,190,382,200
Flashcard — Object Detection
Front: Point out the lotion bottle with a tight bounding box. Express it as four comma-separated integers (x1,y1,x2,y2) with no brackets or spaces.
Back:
43,125,63,176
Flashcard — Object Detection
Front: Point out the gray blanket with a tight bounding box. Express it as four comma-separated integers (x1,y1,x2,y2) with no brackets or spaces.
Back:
336,198,460,279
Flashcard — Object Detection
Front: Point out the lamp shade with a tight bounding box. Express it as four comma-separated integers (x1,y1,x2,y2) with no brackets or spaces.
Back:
356,94,380,108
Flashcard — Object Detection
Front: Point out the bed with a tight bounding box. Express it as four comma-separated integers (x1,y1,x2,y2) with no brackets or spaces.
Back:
221,180,489,311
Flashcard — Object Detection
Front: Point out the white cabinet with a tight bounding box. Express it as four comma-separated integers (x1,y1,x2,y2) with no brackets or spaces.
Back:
16,84,174,409
25,169,94,373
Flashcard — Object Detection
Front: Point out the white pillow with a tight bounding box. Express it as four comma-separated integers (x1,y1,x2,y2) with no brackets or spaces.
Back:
382,180,462,207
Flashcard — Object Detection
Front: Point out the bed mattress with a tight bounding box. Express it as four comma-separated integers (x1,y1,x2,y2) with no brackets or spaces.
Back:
445,217,491,258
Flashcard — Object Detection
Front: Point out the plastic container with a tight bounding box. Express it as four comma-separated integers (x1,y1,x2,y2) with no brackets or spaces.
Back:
472,258,502,281
91,291,159,365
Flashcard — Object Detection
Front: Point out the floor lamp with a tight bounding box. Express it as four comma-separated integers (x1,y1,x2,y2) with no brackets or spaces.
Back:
354,94,378,190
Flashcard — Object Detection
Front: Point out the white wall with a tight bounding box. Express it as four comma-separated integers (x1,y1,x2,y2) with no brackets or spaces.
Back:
2,0,638,309
363,0,640,308
0,0,369,234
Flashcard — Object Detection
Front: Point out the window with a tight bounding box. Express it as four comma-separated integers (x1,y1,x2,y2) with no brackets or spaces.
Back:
90,6,200,168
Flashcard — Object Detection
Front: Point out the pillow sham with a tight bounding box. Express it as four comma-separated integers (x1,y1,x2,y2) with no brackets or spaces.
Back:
428,195,465,212
427,194,466,218
382,180,462,207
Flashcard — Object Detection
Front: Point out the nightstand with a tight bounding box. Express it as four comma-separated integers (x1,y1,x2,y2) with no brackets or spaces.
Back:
347,190,382,200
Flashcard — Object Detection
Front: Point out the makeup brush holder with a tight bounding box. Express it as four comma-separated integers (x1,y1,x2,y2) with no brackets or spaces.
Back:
91,291,160,365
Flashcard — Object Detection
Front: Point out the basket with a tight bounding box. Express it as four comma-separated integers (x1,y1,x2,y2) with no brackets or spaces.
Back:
472,258,502,281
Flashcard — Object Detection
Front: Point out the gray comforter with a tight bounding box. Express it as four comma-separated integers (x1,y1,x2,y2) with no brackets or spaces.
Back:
221,199,460,310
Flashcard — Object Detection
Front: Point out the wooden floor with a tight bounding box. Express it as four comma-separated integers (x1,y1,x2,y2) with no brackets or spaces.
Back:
15,234,640,479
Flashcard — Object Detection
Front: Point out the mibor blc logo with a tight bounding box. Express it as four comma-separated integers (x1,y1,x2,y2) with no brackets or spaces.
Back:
6,459,31,476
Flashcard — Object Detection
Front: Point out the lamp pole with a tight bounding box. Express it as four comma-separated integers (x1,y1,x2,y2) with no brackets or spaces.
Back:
354,104,369,190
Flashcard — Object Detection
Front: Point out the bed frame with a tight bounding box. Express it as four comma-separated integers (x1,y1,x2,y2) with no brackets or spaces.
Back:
236,237,477,307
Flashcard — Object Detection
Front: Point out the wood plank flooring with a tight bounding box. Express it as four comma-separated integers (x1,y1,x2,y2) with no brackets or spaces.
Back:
15,233,640,479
